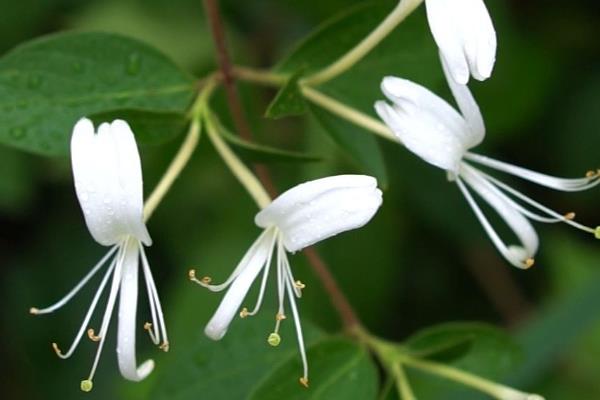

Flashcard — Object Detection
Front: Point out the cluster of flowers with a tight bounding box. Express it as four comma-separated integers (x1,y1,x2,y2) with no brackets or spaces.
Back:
30,0,598,393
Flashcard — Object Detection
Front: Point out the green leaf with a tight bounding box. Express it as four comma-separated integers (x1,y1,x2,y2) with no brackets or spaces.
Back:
147,312,325,400
249,339,379,400
275,1,440,86
405,323,522,400
88,109,188,145
404,322,480,362
0,31,195,156
509,236,600,387
265,72,307,119
310,104,388,188
214,116,321,163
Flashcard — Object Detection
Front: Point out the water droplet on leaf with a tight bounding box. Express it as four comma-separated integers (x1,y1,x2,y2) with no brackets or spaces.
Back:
72,61,83,73
9,127,26,140
27,75,41,89
126,53,141,76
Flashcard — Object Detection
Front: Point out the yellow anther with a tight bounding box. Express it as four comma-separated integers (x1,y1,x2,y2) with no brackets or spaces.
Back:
239,307,249,318
51,342,63,356
524,258,535,269
144,322,152,331
29,307,39,315
275,313,286,321
80,379,93,392
299,377,309,388
201,276,212,284
188,269,197,280
267,332,281,347
87,328,101,342
159,341,170,352
585,170,597,178
595,226,600,239
294,280,306,289
564,212,576,220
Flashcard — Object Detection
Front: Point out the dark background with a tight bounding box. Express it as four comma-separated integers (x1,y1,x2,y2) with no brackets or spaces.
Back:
0,0,599,398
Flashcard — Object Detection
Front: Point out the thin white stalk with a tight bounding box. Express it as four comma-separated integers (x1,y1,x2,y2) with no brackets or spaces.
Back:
30,246,118,315
204,111,272,209
53,257,117,359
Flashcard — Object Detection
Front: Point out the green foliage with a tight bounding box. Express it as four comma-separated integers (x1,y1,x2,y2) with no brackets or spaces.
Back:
89,109,188,145
405,323,521,399
310,104,388,188
265,72,307,119
145,312,325,400
216,117,321,163
250,339,379,400
0,31,195,155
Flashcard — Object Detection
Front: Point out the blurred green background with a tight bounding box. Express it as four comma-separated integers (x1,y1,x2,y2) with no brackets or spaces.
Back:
1,0,599,398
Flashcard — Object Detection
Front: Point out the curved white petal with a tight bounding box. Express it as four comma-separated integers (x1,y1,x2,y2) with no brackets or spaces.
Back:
204,229,277,340
459,164,538,268
441,54,486,147
255,175,382,252
116,239,154,382
426,0,496,83
464,152,600,192
375,100,465,172
71,118,151,246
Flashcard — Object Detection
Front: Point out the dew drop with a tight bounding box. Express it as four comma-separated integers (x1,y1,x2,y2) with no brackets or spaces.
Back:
72,61,83,73
27,74,42,89
126,53,141,76
9,127,26,140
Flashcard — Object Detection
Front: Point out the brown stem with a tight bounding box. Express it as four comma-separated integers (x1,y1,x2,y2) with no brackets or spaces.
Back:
203,0,361,330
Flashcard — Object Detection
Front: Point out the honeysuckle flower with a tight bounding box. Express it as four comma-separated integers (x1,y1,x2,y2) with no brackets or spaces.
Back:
374,58,599,269
189,175,382,387
30,118,168,392
425,0,496,84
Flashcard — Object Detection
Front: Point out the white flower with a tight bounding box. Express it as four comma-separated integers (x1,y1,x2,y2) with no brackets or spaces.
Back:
189,175,382,387
374,58,600,269
30,118,168,392
425,0,497,84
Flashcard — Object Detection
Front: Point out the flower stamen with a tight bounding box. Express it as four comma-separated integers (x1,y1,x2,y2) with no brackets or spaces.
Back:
51,342,63,357
159,341,170,352
144,322,159,344
294,281,306,290
87,328,101,342
299,377,309,388
80,379,93,392
29,307,40,315
267,332,281,347
239,307,250,318
276,312,287,321
524,258,535,269
564,212,575,220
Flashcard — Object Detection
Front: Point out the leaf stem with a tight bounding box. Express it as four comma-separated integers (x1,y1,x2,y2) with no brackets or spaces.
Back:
204,111,272,209
392,363,417,400
399,357,542,400
301,0,424,86
300,86,396,142
143,78,217,221
229,66,398,144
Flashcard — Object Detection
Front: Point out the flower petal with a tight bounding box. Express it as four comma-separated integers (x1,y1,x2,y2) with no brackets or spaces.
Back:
255,175,382,252
459,164,539,268
71,118,151,246
204,229,277,340
116,238,155,382
440,54,486,148
426,0,496,83
375,99,465,172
